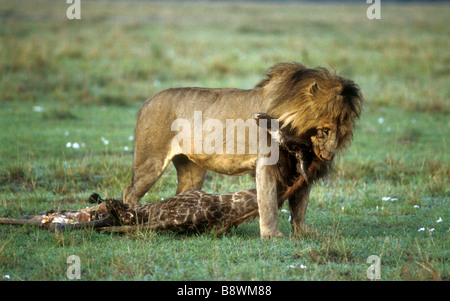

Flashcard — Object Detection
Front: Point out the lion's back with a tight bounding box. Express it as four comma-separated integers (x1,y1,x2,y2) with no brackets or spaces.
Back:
139,86,263,122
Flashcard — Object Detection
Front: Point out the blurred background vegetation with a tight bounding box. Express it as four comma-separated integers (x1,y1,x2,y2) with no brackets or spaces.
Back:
0,0,448,280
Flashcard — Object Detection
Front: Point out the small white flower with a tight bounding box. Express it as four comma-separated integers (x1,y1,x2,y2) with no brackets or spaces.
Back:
33,106,44,112
382,197,390,201
429,228,435,232
413,205,420,208
378,117,384,124
123,146,130,151
436,217,443,223
281,209,289,214
3,275,11,279
72,142,80,149
101,137,109,145
66,142,72,148
167,49,175,58
418,227,425,232
288,264,306,269
128,135,134,141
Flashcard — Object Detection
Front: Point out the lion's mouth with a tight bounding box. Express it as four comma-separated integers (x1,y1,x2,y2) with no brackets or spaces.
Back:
315,150,334,161
319,154,334,161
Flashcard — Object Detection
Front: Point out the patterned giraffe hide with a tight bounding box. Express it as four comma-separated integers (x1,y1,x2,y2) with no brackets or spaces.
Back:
105,189,259,233
0,189,259,234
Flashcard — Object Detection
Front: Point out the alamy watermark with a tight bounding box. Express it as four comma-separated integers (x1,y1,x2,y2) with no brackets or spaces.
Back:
66,255,81,279
67,1,380,21
65,253,380,280
366,0,381,20
366,255,381,280
66,0,81,20
170,111,280,165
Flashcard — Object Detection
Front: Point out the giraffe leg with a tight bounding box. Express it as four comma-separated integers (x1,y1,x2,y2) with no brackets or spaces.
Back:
172,154,207,194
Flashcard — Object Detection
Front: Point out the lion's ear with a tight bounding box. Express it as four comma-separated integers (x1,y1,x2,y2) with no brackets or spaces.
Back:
306,81,318,97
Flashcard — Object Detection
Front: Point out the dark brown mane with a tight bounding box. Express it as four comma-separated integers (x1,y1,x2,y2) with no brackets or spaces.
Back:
272,129,331,203
254,111,333,202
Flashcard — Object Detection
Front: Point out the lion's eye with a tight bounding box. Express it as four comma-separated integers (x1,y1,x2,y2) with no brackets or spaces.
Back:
322,128,329,135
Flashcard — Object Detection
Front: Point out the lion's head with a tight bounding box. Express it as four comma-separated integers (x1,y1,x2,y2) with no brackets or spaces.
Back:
257,62,364,162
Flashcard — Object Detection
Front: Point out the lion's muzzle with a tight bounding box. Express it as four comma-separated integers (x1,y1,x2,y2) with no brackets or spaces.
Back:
318,152,335,161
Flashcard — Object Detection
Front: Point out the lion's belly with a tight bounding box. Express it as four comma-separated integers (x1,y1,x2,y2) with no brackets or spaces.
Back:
186,154,257,176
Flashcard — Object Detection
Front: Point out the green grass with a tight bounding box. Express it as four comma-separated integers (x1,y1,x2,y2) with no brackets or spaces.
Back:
0,0,449,281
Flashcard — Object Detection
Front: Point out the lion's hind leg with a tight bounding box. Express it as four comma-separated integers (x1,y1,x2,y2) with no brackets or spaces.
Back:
123,155,170,204
172,154,207,194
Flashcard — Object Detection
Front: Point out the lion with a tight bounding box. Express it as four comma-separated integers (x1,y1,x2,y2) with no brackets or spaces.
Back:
123,62,364,238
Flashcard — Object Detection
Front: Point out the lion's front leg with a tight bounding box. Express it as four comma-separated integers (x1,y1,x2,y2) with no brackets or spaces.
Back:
255,159,283,239
288,184,311,237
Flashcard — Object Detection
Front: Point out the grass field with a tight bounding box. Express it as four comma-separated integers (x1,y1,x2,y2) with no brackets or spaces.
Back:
0,0,448,281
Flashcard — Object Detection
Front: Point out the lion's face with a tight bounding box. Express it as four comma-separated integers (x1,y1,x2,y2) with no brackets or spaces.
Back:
310,123,338,161
309,113,356,162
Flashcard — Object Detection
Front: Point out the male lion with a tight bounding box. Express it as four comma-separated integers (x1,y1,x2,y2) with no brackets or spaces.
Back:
123,62,364,238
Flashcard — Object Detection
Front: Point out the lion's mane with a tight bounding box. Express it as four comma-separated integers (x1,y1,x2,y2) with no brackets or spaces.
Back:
258,62,364,153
